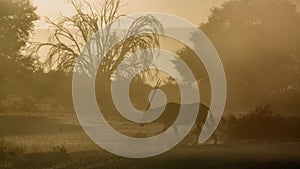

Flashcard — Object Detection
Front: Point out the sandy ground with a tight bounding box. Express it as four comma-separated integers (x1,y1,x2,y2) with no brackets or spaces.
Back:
1,142,300,169
0,112,299,169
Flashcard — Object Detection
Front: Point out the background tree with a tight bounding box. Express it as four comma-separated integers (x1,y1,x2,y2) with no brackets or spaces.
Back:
32,0,163,113
34,0,162,80
175,0,300,113
0,0,38,107
0,0,38,61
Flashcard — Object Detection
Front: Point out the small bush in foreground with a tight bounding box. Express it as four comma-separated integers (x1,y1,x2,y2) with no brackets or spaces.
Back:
51,145,67,154
0,139,26,160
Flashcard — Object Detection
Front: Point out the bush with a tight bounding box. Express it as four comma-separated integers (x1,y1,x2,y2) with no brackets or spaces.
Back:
0,140,6,160
0,102,3,113
227,105,300,140
51,146,67,154
0,139,26,160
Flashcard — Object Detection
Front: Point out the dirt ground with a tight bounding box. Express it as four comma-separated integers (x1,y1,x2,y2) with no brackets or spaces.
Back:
0,112,299,169
1,142,300,169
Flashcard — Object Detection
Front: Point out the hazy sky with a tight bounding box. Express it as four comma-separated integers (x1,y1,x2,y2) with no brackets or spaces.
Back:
32,0,227,29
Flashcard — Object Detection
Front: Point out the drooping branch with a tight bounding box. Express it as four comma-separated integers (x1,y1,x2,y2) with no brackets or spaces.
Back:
32,0,162,80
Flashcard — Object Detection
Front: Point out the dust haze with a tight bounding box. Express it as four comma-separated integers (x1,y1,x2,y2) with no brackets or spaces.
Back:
0,0,299,168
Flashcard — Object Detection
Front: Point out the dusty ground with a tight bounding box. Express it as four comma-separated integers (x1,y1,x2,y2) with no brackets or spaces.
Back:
1,142,300,169
0,112,299,169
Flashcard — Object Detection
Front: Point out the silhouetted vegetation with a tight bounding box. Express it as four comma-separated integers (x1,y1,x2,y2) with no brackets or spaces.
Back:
0,139,26,160
33,0,162,78
51,146,68,154
175,0,300,114
0,0,39,111
225,105,300,140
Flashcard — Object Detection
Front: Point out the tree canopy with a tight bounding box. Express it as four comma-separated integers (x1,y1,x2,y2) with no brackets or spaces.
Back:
0,0,38,101
34,0,162,80
176,0,300,113
0,0,38,60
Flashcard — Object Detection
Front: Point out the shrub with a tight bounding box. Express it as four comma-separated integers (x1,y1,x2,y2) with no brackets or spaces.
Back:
51,146,67,154
227,105,300,140
0,139,26,160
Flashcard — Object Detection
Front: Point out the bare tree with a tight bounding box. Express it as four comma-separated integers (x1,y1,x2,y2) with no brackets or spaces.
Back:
33,0,162,80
